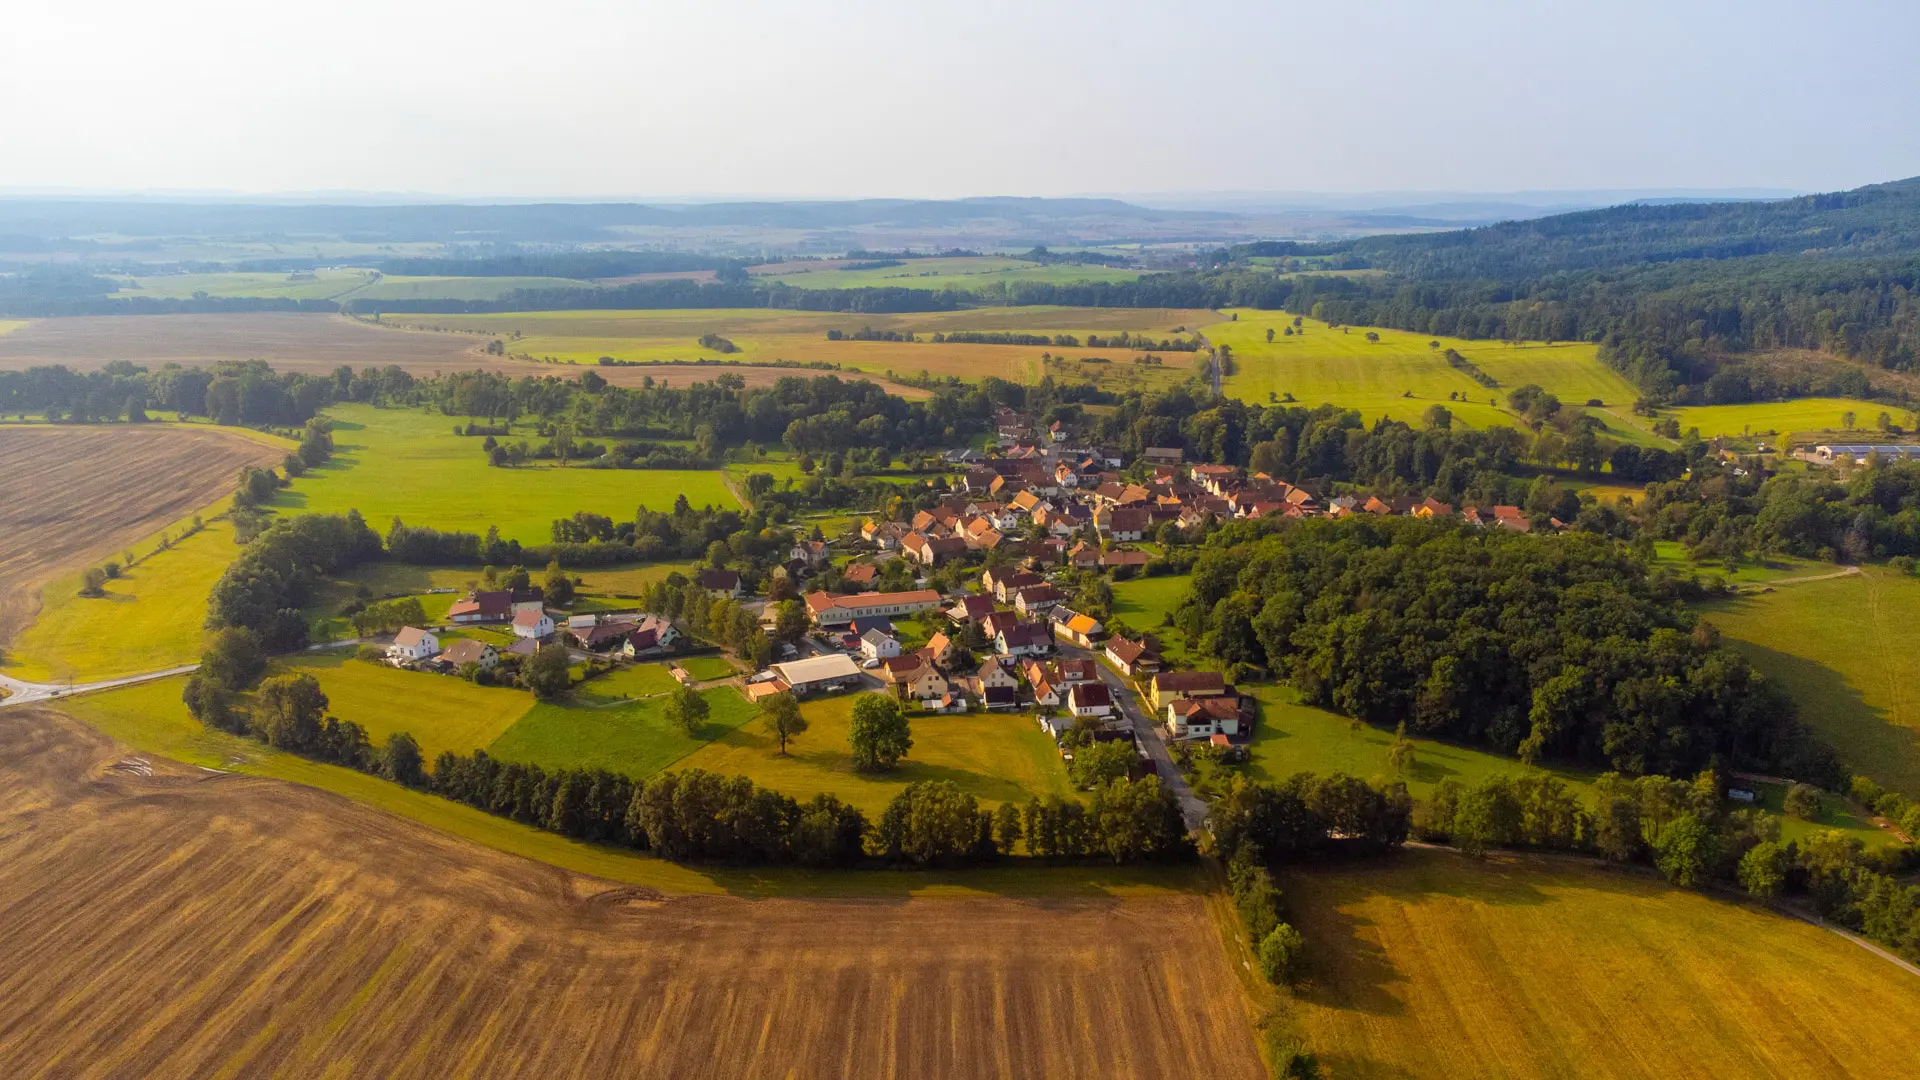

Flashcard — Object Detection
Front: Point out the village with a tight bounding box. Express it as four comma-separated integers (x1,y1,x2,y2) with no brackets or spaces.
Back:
362,403,1563,798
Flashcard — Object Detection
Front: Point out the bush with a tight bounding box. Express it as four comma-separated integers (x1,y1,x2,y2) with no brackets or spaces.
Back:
1784,782,1823,820
1257,923,1306,985
355,644,388,664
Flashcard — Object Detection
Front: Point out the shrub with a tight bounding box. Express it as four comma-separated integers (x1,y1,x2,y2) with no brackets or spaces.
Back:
1784,782,1823,820
1257,923,1306,985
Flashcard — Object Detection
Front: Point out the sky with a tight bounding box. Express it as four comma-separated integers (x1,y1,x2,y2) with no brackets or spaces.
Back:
3,0,1917,201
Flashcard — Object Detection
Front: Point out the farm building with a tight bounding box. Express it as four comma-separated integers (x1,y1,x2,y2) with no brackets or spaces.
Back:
387,627,440,663
1812,444,1920,464
804,589,943,627
769,654,864,696
447,587,544,624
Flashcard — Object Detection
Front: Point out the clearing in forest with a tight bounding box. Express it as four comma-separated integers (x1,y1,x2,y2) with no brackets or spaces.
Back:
0,709,1263,1079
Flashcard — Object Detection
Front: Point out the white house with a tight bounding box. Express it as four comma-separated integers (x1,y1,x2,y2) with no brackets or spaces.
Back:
512,609,555,641
1066,681,1114,718
860,628,903,661
388,626,440,663
1166,696,1245,739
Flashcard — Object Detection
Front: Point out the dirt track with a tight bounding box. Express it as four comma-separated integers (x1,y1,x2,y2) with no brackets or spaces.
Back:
0,708,1266,1079
0,425,278,646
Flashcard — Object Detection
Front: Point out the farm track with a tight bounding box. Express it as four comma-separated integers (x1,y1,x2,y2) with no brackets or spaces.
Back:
0,708,1266,1079
0,425,279,648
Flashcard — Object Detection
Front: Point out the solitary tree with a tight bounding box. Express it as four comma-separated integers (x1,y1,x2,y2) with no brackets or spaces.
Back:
760,692,808,755
666,683,710,736
1842,410,1857,430
523,642,572,699
1265,327,1275,343
254,673,329,751
544,560,575,606
1386,721,1416,776
850,693,913,772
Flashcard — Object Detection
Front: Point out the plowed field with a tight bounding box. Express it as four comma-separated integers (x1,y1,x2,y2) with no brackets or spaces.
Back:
0,708,1266,1079
0,425,278,646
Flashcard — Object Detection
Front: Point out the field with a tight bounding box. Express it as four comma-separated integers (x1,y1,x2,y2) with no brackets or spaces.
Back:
111,269,379,301
0,707,1263,1078
1282,848,1920,1078
380,306,1213,386
278,652,536,761
1110,572,1196,662
0,423,280,661
284,403,737,542
671,692,1078,817
751,255,1150,291
0,312,484,375
350,274,598,301
488,683,755,775
1702,567,1920,795
1207,310,1653,444
1664,397,1907,441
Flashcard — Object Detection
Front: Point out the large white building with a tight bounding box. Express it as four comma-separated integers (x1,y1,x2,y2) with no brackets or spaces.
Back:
803,590,943,627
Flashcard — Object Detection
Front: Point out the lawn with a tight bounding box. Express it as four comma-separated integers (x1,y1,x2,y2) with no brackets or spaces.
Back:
275,651,535,760
1664,397,1904,440
378,306,1212,386
56,676,1190,899
4,509,242,683
1651,539,1823,584
677,654,739,681
487,683,757,775
671,692,1076,817
1282,847,1920,1078
1110,573,1193,661
1207,310,1653,445
279,403,736,543
1701,567,1920,796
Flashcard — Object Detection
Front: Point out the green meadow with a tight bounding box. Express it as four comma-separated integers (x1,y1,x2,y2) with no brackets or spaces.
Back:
487,683,756,775
1664,397,1911,441
753,256,1149,291
277,651,534,761
282,403,736,543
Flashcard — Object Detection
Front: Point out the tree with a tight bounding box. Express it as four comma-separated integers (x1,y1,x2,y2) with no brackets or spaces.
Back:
772,599,810,644
1257,923,1306,985
760,692,807,755
1739,841,1785,899
1364,331,1380,344
849,693,912,772
523,642,572,699
992,801,1025,854
1651,813,1718,887
1784,782,1823,820
254,673,329,751
80,567,108,597
382,732,425,787
200,626,267,690
874,781,985,865
1266,327,1275,343
1843,410,1857,430
1386,721,1415,776
1070,739,1134,789
666,683,710,736
544,560,575,606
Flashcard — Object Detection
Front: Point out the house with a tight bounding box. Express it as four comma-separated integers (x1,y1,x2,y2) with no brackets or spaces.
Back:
928,692,968,714
906,666,950,704
980,609,1023,641
1414,497,1455,519
1166,696,1249,739
803,589,943,627
904,532,969,566
1053,611,1105,648
790,540,831,569
387,626,440,663
1094,507,1150,542
992,571,1044,603
621,615,680,658
861,520,910,549
1013,584,1066,617
1066,681,1114,718
770,654,864,696
436,638,500,671
983,685,1019,711
1099,550,1151,572
503,637,540,659
1068,540,1102,570
511,609,556,641
976,657,1019,692
1143,447,1184,466
697,569,744,597
923,631,953,666
996,622,1054,657
883,654,928,686
847,615,895,638
1027,665,1063,708
1149,670,1228,710
842,563,878,588
1055,657,1098,683
947,594,997,624
1105,635,1162,676
860,628,902,662
447,587,544,624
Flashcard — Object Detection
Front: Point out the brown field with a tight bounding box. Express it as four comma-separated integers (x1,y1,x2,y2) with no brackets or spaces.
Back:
0,708,1266,1079
0,425,279,646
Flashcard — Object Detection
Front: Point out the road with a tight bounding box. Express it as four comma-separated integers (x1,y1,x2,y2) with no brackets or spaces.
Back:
1062,643,1209,830
0,638,360,710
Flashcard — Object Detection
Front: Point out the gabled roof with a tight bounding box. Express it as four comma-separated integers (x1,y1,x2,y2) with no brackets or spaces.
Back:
1153,670,1226,695
1067,682,1112,708
512,609,550,629
393,626,434,648
438,638,494,664
696,568,741,591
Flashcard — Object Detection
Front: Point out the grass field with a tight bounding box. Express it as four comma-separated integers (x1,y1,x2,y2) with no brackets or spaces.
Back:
1207,310,1654,445
1110,572,1195,662
282,403,737,542
0,312,483,376
672,692,1076,817
110,269,377,301
1282,848,1920,1078
1702,567,1920,796
347,274,596,301
1664,397,1909,441
752,256,1150,291
278,651,535,760
1651,539,1824,584
487,684,755,774
379,306,1213,386
2,707,1258,1076
678,654,739,681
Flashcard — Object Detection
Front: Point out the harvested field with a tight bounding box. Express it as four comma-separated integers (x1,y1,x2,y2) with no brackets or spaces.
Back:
0,424,278,647
0,708,1265,1079
0,312,482,375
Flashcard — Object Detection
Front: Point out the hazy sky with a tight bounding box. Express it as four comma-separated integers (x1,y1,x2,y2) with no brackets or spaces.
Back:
4,0,1917,199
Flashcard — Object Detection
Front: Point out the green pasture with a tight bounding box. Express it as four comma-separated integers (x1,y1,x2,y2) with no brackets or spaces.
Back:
1701,567,1920,796
3,508,244,683
753,256,1149,291
281,403,736,543
1651,540,1823,585
109,270,374,301
1109,573,1194,663
487,684,756,775
671,692,1076,817
347,275,595,302
276,651,535,761
1664,398,1910,441
677,655,739,681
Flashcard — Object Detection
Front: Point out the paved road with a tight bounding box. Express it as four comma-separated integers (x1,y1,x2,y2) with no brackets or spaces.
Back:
1063,643,1209,830
0,665,200,709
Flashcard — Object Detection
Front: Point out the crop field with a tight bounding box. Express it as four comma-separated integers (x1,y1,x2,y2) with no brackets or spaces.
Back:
349,274,597,301
0,312,484,375
111,269,378,300
0,424,279,661
284,403,736,542
751,255,1150,291
0,708,1263,1078
0,319,27,337
1282,848,1920,1078
380,306,1213,386
1206,310,1654,444
672,692,1077,817
1664,397,1906,441
1702,568,1920,796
